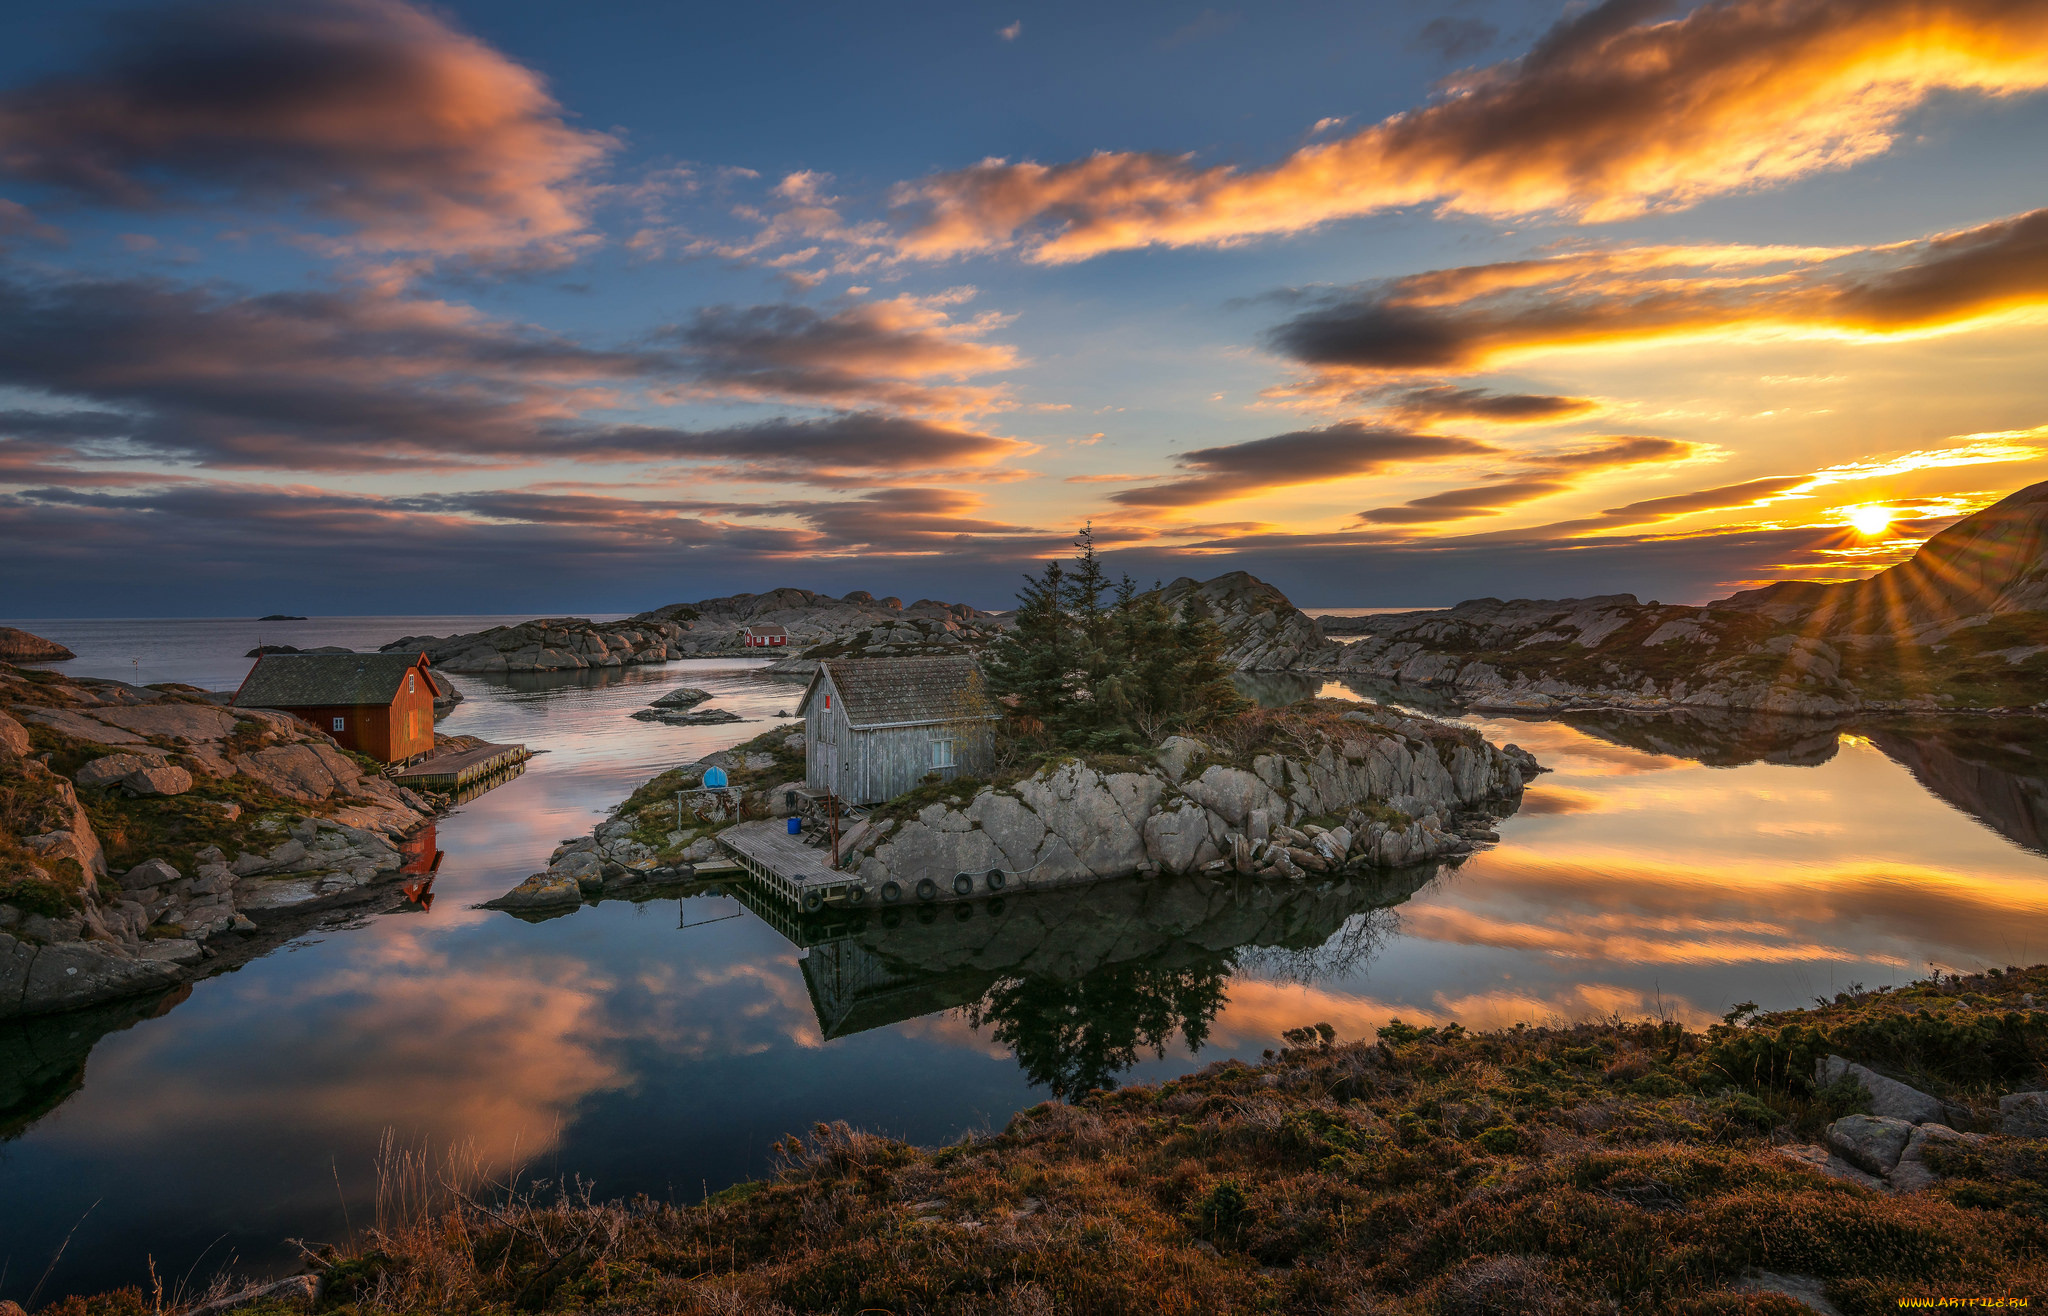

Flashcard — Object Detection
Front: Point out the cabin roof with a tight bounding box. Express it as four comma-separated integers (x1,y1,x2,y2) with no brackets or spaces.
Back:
745,623,789,637
234,652,438,709
797,656,998,729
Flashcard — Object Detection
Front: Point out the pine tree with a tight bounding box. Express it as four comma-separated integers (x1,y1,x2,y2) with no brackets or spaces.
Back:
1169,592,1248,728
983,558,1072,729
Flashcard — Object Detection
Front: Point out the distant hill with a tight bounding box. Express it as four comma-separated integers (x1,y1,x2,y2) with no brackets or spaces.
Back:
1324,479,2048,715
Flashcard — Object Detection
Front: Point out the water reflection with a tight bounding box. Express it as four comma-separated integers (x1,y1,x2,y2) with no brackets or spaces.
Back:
792,868,1432,1098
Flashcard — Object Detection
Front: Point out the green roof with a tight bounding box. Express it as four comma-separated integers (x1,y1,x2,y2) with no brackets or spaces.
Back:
235,652,437,708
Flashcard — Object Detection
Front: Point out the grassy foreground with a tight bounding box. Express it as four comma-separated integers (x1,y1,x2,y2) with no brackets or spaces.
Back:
55,967,2048,1316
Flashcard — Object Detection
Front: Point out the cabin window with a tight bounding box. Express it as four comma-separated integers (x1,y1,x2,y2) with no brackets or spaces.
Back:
931,739,955,769
408,672,416,693
824,693,831,710
332,717,345,731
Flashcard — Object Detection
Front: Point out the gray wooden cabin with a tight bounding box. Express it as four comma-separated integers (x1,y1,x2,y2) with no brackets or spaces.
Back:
797,657,999,804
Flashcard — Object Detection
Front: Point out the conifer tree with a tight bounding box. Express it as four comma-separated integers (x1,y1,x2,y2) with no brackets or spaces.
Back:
1170,593,1249,727
983,558,1072,728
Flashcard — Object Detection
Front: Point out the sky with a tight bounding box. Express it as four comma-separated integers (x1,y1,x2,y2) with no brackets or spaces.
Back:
2,0,2047,617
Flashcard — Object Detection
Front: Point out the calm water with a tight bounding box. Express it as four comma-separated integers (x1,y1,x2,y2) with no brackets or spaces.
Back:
4,618,2048,1298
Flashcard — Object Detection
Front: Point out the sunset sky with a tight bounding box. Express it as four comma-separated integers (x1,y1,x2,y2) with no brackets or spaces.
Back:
3,0,2047,616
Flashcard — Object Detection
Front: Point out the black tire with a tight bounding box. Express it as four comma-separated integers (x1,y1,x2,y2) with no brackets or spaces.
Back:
916,905,938,924
987,897,1006,917
846,884,869,905
985,869,1006,892
801,890,824,913
953,902,973,921
916,877,938,902
880,881,902,904
881,909,901,929
953,871,974,896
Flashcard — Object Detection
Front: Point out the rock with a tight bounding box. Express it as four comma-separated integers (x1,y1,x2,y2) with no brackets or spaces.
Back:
1776,1142,1885,1190
234,877,328,910
74,703,241,743
631,707,742,725
0,626,74,661
120,857,182,891
136,939,205,964
1815,1056,1945,1125
77,752,167,789
1889,1124,1983,1193
0,931,182,1018
0,709,29,756
491,872,583,909
1824,1114,1915,1176
1998,1090,2048,1136
125,763,194,796
1154,735,1207,783
680,836,721,862
232,743,363,802
650,687,713,708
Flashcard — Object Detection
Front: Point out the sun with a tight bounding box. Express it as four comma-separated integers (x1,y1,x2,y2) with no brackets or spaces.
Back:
1845,505,1894,536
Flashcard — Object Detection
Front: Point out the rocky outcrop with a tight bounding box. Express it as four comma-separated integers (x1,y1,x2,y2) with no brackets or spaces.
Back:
1780,1054,1986,1194
640,588,1008,661
2,663,440,1017
1314,478,2048,717
847,702,1535,893
488,817,705,913
1151,573,1342,671
380,618,690,674
0,627,73,661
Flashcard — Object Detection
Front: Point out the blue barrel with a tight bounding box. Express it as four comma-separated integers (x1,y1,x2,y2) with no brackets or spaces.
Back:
703,766,728,789
787,816,801,835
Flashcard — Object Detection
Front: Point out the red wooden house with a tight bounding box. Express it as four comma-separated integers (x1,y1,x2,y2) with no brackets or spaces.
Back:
743,624,789,648
233,651,442,763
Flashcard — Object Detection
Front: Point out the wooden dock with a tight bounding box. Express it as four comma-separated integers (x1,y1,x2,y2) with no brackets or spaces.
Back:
392,741,531,792
718,820,864,912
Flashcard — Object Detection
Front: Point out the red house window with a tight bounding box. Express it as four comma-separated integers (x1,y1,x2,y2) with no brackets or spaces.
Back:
332,717,345,731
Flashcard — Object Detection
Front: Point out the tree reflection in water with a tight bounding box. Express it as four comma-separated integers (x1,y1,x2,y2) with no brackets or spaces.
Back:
965,956,1234,1100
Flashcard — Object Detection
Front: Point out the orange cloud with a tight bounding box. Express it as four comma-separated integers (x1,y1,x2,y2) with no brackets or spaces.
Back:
1269,208,2048,380
0,0,615,262
888,0,2048,262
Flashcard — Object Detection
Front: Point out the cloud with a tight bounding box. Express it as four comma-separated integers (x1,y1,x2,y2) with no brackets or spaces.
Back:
1360,479,1570,524
888,0,2048,262
1267,208,2048,378
0,0,615,261
573,413,1036,485
1378,385,1599,425
0,268,1032,480
1109,422,1497,509
1357,434,1701,524
998,20,1022,41
660,293,1021,416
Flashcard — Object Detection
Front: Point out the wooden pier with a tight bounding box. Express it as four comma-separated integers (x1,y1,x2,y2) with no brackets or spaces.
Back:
717,820,866,912
392,741,531,792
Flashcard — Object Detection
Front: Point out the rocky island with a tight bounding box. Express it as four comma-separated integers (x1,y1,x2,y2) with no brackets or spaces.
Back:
0,627,74,662
1,663,441,1017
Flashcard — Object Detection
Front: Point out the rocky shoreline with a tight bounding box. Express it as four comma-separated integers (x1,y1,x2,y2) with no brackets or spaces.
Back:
488,699,1539,913
2,664,442,1018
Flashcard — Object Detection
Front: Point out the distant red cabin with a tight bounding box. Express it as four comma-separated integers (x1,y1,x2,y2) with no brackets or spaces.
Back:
743,624,789,648
232,651,442,763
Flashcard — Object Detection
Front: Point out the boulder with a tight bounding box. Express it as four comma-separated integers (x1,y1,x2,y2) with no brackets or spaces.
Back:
120,858,182,891
125,763,193,796
492,872,583,909
1889,1124,1983,1193
1154,736,1207,784
650,687,713,708
77,752,167,789
1823,1114,1915,1176
1999,1090,2048,1137
0,709,29,756
1815,1056,1944,1125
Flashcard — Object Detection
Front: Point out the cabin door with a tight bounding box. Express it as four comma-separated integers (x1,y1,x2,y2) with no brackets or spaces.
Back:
815,742,838,797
